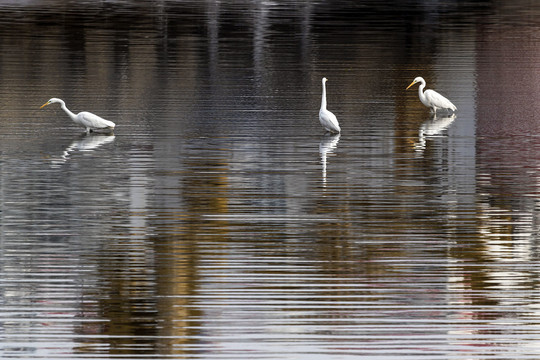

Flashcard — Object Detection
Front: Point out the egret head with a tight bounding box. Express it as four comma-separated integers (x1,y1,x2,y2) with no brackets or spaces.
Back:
406,77,424,90
322,77,328,83
40,98,63,109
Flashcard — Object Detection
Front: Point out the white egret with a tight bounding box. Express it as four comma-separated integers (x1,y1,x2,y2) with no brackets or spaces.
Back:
406,77,457,113
319,77,341,134
40,98,115,133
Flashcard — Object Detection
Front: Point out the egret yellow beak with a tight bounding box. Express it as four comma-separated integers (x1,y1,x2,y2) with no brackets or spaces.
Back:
39,102,50,109
406,80,417,90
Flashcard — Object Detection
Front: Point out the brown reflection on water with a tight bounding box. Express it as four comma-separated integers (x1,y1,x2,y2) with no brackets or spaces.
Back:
153,236,202,354
476,17,540,224
445,10,540,342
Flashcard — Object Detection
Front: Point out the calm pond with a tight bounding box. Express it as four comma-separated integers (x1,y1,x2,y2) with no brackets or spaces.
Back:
1,1,540,359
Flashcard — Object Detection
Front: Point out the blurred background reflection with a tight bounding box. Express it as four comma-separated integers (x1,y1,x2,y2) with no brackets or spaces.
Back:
0,1,539,359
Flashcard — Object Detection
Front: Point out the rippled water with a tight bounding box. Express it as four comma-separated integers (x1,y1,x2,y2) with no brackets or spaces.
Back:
1,1,540,359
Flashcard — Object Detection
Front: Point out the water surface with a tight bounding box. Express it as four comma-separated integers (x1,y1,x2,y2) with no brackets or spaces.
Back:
1,1,540,359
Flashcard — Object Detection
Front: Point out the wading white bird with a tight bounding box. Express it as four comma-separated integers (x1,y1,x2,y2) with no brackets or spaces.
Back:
406,77,457,113
40,98,116,133
319,77,341,134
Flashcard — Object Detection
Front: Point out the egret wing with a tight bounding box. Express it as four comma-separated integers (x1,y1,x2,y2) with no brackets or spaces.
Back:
424,89,457,111
79,111,116,130
319,110,341,133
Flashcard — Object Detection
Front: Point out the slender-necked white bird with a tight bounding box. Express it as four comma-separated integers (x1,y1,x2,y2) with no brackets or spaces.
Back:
319,77,341,134
40,98,116,133
406,77,457,113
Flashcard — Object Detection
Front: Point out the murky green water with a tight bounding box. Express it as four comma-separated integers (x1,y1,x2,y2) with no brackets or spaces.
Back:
1,1,540,359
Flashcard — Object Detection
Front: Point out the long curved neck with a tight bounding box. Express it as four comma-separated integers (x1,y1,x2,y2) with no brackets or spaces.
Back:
321,80,327,110
418,80,426,103
59,100,77,120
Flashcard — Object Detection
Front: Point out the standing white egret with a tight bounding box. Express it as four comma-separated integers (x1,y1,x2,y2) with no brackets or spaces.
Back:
319,77,341,134
406,77,457,113
40,98,116,133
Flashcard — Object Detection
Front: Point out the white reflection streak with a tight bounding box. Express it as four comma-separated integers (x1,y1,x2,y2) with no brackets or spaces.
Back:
319,133,340,185
252,0,269,79
51,134,115,167
415,113,456,152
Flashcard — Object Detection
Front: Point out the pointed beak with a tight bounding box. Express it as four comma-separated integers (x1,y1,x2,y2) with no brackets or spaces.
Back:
40,102,49,109
406,80,416,90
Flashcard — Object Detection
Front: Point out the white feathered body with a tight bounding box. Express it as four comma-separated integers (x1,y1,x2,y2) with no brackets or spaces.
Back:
421,89,457,113
319,108,340,134
74,111,116,132
319,78,341,134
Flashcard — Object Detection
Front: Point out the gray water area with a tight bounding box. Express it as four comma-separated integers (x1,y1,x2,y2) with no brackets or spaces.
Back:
1,0,540,359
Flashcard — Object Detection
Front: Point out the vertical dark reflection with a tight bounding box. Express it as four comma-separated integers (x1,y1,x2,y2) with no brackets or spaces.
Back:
471,1,540,316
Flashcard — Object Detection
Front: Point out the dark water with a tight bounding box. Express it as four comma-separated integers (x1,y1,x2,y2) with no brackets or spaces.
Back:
1,1,540,359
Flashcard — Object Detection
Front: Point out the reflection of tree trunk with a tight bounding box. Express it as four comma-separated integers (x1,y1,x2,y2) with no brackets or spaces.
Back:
476,23,540,137
472,14,540,314
476,20,540,203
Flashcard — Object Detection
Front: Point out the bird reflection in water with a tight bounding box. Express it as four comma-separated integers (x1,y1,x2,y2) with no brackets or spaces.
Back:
415,113,456,153
51,133,116,167
319,133,340,185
